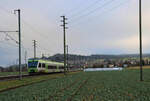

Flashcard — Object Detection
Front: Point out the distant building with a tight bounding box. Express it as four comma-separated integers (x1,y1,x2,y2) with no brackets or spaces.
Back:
123,64,128,68
109,64,114,68
104,65,108,68
0,67,4,72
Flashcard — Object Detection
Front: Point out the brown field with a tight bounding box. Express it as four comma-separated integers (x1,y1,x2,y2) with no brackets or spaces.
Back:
127,65,150,69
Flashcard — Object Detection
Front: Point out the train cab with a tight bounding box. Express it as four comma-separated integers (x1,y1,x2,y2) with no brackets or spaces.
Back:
28,60,39,73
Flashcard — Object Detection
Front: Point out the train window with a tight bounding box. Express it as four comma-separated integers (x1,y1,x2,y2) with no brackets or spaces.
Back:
53,66,56,69
38,63,41,68
28,61,38,68
42,64,46,68
59,66,64,69
48,65,56,69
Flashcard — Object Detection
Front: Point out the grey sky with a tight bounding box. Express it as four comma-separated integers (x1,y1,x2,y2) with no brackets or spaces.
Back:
0,0,150,66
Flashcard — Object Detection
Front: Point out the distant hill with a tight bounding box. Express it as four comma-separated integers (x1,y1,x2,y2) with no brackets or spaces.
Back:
0,66,3,68
44,53,150,62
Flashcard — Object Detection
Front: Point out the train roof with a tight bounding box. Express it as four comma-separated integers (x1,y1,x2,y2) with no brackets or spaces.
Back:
28,59,64,66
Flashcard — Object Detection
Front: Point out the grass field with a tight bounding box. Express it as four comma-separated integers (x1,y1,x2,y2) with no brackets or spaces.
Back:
0,72,28,76
0,69,150,101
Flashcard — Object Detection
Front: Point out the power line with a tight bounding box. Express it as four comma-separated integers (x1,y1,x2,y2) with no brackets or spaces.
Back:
70,0,130,27
0,5,14,15
0,41,18,48
0,31,18,44
19,18,54,54
0,32,26,53
69,0,105,19
0,7,40,66
69,0,115,23
5,33,19,44
66,0,91,16
37,45,54,54
0,6,58,55
0,5,54,52
0,33,30,53
0,43,18,54
0,5,51,40
21,19,57,50
0,33,30,55
21,20,50,39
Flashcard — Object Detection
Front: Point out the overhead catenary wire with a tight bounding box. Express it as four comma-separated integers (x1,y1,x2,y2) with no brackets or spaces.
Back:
0,31,29,50
0,5,50,41
0,7,29,51
0,5,15,15
0,6,55,56
0,1,131,56
0,5,61,65
0,44,18,54
5,33,19,44
0,41,18,48
0,32,32,61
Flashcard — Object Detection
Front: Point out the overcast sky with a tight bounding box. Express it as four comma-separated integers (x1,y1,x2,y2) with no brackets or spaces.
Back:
0,0,150,66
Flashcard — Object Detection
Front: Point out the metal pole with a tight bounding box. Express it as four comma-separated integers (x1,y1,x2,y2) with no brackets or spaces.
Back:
33,40,36,59
34,40,36,59
0,31,18,33
25,51,27,67
63,16,66,75
61,16,68,75
15,9,22,80
66,45,69,71
18,9,22,80
139,0,143,81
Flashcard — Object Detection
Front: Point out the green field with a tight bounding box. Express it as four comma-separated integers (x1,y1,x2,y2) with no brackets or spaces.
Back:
0,72,28,76
0,69,150,101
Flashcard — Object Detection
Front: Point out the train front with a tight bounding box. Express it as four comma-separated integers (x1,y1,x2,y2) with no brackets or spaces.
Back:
28,59,38,74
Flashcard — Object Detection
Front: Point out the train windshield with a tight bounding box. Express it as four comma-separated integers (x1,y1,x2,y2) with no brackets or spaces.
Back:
28,61,38,68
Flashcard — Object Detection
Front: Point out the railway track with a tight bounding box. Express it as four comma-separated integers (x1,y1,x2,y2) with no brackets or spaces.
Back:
0,74,29,81
0,72,62,81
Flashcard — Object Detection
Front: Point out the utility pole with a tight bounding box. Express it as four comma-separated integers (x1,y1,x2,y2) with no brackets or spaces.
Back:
66,45,69,71
33,40,37,59
24,51,27,67
61,16,68,75
139,0,143,81
42,53,45,58
14,9,22,80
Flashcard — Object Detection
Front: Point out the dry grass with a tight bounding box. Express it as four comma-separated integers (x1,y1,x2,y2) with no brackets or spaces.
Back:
127,66,150,70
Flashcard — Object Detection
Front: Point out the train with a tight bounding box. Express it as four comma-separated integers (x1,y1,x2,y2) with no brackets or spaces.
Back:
28,59,65,74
